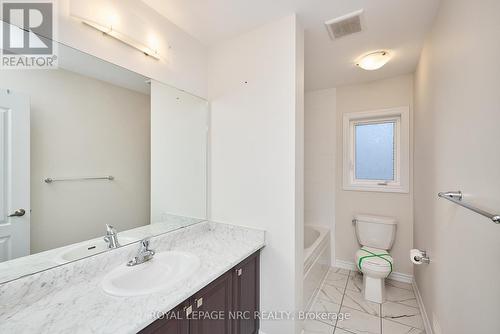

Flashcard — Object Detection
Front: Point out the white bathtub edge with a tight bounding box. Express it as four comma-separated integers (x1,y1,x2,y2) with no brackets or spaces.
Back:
304,225,330,264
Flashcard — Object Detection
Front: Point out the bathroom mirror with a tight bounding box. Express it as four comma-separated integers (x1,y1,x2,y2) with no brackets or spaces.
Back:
0,41,208,283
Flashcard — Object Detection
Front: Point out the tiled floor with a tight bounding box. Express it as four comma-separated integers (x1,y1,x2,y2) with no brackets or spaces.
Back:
304,267,426,334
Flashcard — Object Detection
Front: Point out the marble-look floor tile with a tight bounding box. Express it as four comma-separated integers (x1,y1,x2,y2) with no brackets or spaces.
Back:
336,305,381,334
324,271,349,290
334,327,356,334
342,289,380,316
386,279,412,291
385,286,418,307
310,298,342,326
398,298,418,308
303,319,334,334
345,272,363,293
382,302,424,329
349,270,360,277
312,297,342,313
312,268,428,334
330,267,350,276
382,319,425,334
318,283,345,305
408,329,425,334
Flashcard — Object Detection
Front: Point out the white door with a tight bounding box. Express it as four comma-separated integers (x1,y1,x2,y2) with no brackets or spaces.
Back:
0,89,30,263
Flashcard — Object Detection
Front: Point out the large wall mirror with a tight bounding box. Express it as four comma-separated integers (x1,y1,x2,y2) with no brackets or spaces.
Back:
0,41,208,283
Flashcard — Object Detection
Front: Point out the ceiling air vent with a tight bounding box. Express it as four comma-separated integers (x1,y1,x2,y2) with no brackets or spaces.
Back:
325,9,364,40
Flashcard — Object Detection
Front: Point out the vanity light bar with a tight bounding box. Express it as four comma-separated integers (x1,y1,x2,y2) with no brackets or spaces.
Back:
74,16,161,60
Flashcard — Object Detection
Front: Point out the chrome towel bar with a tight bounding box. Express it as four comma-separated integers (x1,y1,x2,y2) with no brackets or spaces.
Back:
438,191,500,224
44,176,114,183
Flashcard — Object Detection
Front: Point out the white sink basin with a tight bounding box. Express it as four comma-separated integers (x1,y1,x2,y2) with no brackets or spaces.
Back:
55,237,138,263
101,251,201,297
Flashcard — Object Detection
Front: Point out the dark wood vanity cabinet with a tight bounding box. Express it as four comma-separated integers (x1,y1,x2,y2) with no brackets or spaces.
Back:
232,253,260,334
142,301,190,334
140,251,260,334
191,270,233,334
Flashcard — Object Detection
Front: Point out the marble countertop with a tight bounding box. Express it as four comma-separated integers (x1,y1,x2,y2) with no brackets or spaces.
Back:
0,214,206,284
0,221,265,334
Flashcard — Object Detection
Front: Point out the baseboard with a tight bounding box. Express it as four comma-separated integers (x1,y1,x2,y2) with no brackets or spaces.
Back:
388,271,413,284
412,279,433,334
334,259,413,283
334,259,357,271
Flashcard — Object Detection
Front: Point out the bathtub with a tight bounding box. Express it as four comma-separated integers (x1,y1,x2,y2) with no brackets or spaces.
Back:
303,225,331,310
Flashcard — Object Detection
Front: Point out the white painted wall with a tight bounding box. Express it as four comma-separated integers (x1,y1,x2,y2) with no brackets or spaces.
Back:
304,88,336,263
208,15,304,334
335,75,414,275
294,21,305,326
414,0,500,333
151,80,208,221
57,0,207,98
0,69,150,253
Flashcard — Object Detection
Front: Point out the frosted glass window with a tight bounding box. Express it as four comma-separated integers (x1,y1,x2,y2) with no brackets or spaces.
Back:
355,122,395,181
343,107,409,193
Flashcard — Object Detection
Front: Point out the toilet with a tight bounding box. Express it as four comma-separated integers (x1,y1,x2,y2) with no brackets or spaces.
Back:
354,214,397,303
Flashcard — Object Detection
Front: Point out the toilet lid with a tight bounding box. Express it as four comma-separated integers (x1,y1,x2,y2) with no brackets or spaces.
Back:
356,247,393,268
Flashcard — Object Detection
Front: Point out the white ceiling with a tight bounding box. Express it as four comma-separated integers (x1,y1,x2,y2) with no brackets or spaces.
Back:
141,0,440,90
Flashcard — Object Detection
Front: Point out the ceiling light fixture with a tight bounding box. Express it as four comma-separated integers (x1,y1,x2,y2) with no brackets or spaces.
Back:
356,51,391,71
73,15,161,61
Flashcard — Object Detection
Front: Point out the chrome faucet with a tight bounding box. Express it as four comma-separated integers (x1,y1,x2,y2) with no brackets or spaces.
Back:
127,239,155,266
103,224,120,249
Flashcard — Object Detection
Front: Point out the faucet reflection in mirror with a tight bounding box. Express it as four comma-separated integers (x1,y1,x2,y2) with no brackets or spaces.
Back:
103,225,120,249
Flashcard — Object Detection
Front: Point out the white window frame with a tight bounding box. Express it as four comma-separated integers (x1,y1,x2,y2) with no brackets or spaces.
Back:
343,107,410,193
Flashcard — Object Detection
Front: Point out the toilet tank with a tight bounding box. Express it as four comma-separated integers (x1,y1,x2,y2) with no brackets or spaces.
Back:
354,215,397,250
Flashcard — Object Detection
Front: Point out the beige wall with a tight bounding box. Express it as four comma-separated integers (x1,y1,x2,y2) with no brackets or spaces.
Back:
335,74,414,275
209,15,304,334
414,0,500,333
305,88,336,263
151,81,208,221
305,88,336,227
0,69,150,253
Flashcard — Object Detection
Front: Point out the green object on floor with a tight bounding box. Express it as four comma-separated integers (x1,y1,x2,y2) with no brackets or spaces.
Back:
357,248,392,273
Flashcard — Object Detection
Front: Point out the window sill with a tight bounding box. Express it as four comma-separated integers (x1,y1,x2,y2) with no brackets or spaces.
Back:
342,184,409,194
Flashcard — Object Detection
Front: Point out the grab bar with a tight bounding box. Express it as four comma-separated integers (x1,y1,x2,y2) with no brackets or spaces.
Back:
438,191,500,224
44,176,114,183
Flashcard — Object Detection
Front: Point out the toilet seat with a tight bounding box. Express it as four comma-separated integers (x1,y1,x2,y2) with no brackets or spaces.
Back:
355,247,393,274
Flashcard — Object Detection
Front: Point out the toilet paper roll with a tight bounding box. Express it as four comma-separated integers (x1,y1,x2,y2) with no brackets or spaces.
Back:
410,249,424,265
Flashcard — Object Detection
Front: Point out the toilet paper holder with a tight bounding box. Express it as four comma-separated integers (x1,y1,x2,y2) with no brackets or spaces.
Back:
412,250,430,264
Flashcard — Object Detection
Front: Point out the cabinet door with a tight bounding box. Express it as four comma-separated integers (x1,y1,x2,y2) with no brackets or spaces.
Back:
139,301,190,334
233,252,260,334
190,271,233,334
